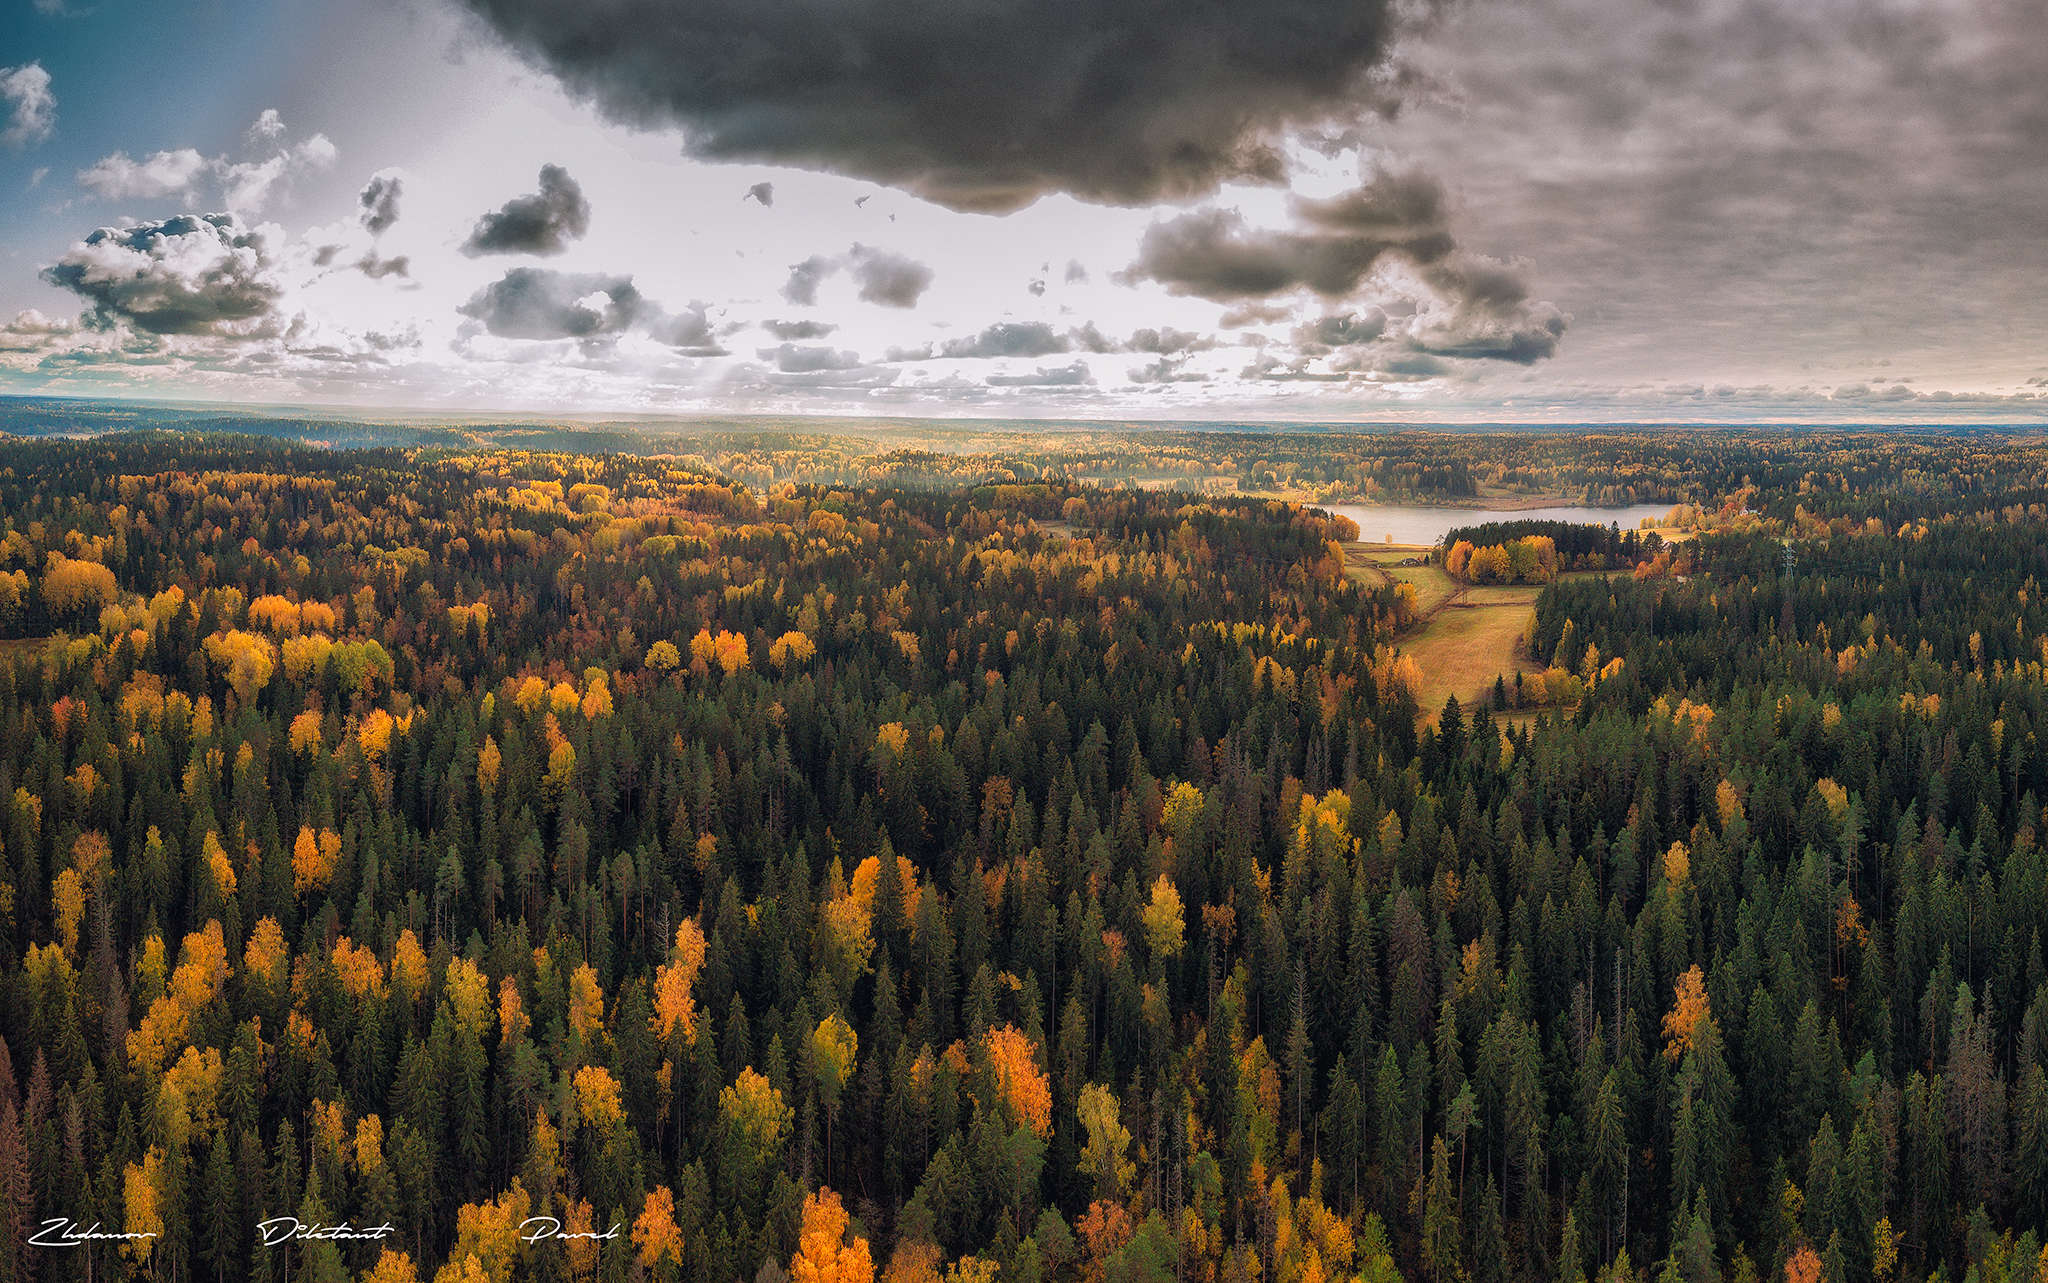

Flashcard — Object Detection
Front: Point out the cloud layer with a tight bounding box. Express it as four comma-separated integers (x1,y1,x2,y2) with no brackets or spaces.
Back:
454,0,1417,211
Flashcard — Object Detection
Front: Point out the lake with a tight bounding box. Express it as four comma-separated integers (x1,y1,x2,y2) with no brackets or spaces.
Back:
1320,502,1675,548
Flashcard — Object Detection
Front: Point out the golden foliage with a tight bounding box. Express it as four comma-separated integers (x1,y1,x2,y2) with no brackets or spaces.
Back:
443,1180,533,1283
1815,777,1850,822
122,1146,167,1262
691,627,751,675
293,825,343,894
651,918,708,1042
849,849,917,904
1663,841,1690,890
813,1013,859,1096
477,735,502,794
364,1250,422,1283
1662,964,1713,1062
356,1113,386,1172
567,962,605,1041
52,866,84,954
790,1187,874,1283
42,553,118,613
332,936,386,998
645,638,681,671
573,1064,624,1129
203,628,278,701
392,929,431,1004
1784,1244,1822,1283
770,630,817,670
244,915,288,989
498,977,529,1046
287,707,325,753
983,1024,1052,1138
633,1185,685,1270
580,669,613,719
446,957,494,1039
1141,873,1186,959
718,1067,792,1160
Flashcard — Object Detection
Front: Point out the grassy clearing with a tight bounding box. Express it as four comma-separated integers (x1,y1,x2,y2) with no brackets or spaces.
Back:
1458,584,1544,607
1387,564,1460,614
1405,602,1539,714
1358,544,1434,564
1341,545,1392,588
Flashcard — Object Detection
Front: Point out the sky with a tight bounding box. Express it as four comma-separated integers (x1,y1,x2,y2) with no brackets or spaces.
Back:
0,0,2044,423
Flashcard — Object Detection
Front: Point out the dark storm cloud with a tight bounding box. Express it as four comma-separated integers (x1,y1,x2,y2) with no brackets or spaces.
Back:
1366,0,2048,392
1128,357,1207,384
359,171,402,235
648,302,724,354
781,245,935,308
1124,169,1567,365
357,252,411,280
744,182,774,207
758,343,862,373
41,213,282,336
846,245,932,308
460,267,719,351
1379,354,1450,378
986,361,1092,387
1121,171,1456,301
461,165,591,256
1408,305,1567,364
1406,255,1567,364
454,0,1418,212
764,319,837,340
1293,310,1387,352
460,267,642,339
940,321,1068,360
781,255,834,306
1125,327,1211,355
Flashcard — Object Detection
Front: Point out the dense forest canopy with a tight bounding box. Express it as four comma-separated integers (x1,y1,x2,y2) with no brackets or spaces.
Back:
0,427,2045,1283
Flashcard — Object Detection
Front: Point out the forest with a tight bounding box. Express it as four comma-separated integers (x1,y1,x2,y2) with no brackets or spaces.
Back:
0,426,2046,1283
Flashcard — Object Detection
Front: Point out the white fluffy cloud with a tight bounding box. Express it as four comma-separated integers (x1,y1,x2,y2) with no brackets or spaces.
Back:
77,149,212,200
41,213,286,337
0,63,55,149
74,113,335,213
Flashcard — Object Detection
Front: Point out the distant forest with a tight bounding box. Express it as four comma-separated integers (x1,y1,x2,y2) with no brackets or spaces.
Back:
0,426,2045,1283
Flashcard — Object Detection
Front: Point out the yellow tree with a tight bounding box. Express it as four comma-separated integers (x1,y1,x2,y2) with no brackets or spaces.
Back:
983,1024,1052,1139
813,1014,858,1181
1076,1083,1134,1201
633,1185,685,1275
651,919,708,1042
362,1249,422,1283
790,1188,874,1283
1140,873,1185,960
1662,965,1713,1062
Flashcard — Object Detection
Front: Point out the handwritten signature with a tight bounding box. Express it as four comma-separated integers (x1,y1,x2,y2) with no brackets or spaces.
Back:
30,1219,160,1248
519,1216,624,1244
258,1218,402,1246
32,1213,617,1250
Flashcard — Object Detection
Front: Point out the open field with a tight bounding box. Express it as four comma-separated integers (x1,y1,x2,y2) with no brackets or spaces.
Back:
1387,563,1460,613
1406,599,1540,713
1457,584,1545,607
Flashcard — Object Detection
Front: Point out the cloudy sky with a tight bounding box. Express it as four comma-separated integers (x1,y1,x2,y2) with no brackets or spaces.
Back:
0,0,2043,421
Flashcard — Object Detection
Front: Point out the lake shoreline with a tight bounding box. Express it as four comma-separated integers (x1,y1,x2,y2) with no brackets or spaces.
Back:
1320,500,1675,548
